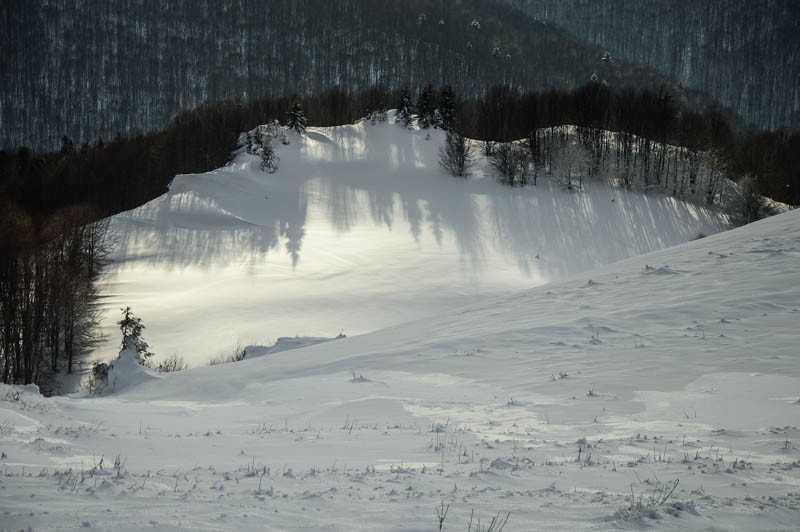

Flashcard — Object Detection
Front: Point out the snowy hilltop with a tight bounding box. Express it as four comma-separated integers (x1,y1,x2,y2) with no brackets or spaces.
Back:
98,116,728,367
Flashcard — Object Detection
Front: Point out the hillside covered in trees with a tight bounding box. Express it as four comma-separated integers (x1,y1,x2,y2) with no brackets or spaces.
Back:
3,0,700,152
506,0,800,132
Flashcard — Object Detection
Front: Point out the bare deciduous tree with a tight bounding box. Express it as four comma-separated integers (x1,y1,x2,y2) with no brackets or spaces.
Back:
490,142,531,186
439,131,475,177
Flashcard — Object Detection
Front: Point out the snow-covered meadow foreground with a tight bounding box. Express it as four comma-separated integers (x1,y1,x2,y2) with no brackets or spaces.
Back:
2,121,799,530
2,208,799,530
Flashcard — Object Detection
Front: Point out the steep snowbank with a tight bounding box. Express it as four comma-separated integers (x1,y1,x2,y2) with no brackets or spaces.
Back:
97,118,728,366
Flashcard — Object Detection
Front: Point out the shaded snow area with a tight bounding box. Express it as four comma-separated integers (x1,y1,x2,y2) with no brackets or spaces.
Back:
243,336,344,359
96,117,726,367
2,209,799,530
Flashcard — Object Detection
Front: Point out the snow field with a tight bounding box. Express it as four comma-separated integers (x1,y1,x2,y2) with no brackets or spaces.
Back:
1,208,798,529
2,118,798,530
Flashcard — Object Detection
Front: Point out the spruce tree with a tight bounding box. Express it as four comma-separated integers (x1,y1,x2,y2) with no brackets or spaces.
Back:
260,139,279,173
118,306,152,364
287,101,307,135
438,85,456,131
416,83,435,129
397,87,413,128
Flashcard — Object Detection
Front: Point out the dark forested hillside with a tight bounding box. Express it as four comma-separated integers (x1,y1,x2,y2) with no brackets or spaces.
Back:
505,0,800,132
2,0,689,151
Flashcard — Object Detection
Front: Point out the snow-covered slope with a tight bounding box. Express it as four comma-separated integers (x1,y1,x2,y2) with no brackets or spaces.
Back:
2,209,798,530
98,118,727,366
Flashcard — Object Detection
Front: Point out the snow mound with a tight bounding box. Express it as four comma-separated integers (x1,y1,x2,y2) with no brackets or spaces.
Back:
642,264,681,275
97,346,157,395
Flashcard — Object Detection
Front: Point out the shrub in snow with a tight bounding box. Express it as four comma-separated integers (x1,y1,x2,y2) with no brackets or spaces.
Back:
611,478,682,522
155,353,188,373
90,361,109,390
366,105,388,125
208,343,247,366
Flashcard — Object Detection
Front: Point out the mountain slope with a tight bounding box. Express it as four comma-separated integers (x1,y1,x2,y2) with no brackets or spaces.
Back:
506,0,800,130
1,0,689,151
1,202,798,530
97,118,727,367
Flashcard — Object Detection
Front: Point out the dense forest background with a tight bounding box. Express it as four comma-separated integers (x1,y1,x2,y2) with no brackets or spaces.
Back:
505,0,800,132
3,0,712,152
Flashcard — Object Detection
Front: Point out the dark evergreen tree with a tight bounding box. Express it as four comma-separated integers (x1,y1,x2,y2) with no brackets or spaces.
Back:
260,139,279,173
239,121,281,173
416,83,436,129
367,96,388,125
59,136,75,157
118,306,152,364
287,101,307,135
397,87,413,128
438,85,456,131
